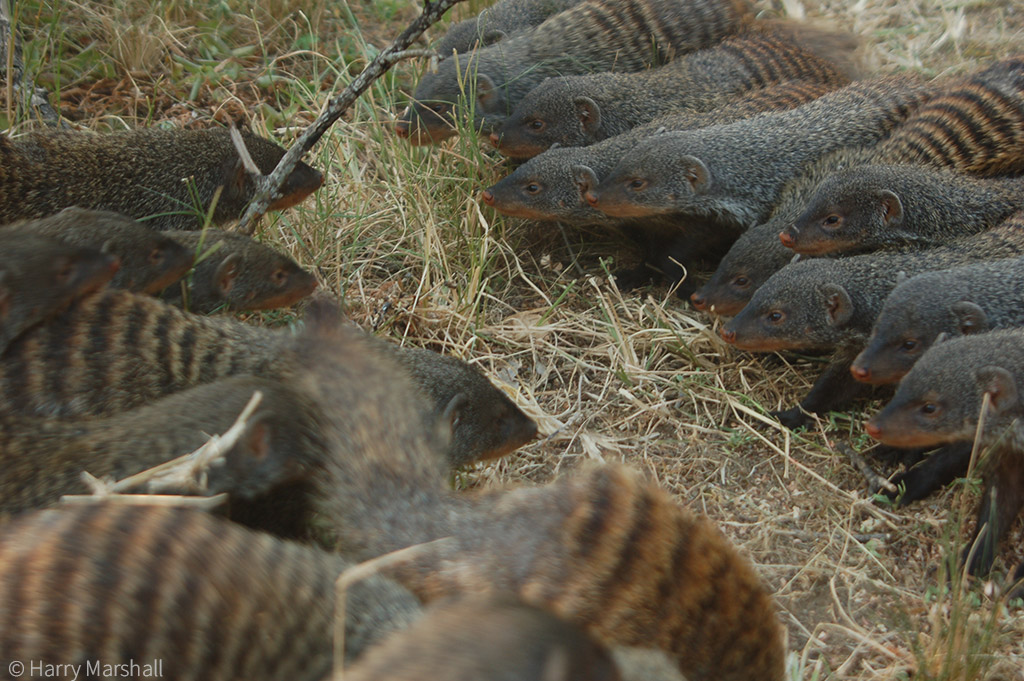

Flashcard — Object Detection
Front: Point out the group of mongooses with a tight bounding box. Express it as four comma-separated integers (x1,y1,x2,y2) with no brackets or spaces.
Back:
398,0,1024,607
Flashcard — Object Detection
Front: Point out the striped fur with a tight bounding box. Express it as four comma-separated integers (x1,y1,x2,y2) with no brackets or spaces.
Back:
873,55,1024,175
0,505,421,680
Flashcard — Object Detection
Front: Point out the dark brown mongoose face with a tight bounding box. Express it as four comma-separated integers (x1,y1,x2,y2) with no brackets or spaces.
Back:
0,504,423,677
3,207,195,294
344,596,623,681
0,231,120,353
162,229,318,313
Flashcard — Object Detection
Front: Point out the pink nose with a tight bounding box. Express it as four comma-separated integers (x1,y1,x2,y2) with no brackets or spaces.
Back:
850,364,871,382
719,327,736,344
779,231,796,248
690,291,707,310
489,132,501,147
481,190,495,206
864,421,882,439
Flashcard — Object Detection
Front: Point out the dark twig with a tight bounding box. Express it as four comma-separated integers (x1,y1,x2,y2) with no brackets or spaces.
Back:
237,0,465,235
837,441,898,495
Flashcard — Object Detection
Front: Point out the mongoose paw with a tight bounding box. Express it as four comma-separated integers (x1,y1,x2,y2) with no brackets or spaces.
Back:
770,406,812,430
870,445,927,468
612,265,656,292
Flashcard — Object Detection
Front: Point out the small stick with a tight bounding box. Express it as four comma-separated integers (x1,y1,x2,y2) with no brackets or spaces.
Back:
838,442,898,495
332,537,455,680
60,493,229,509
237,0,467,234
73,390,264,498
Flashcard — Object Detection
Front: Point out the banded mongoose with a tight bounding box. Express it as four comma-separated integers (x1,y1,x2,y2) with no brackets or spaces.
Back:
484,79,837,226
865,328,1024,576
867,55,1024,177
585,75,933,225
161,229,318,313
396,0,753,144
491,24,853,158
344,596,622,681
852,256,1024,385
0,289,535,466
0,230,119,354
780,165,1024,256
0,376,324,517
719,213,1024,428
220,310,787,681
0,127,324,230
434,0,586,59
0,504,424,678
2,207,194,294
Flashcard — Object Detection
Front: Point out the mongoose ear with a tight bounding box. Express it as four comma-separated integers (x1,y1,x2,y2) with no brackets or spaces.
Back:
573,96,601,134
215,253,241,296
879,190,904,226
951,301,990,334
976,365,1020,414
894,270,909,286
679,155,710,193
437,393,468,450
476,74,498,108
934,331,950,345
304,296,348,329
821,283,854,326
571,165,599,194
479,29,508,47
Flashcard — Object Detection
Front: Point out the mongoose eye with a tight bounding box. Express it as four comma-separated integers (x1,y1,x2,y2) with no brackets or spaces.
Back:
55,258,75,284
732,276,750,288
271,268,289,286
765,310,785,324
524,182,542,195
628,178,647,191
899,338,918,352
920,402,940,416
527,119,546,132
148,248,165,265
822,214,842,229
430,104,449,115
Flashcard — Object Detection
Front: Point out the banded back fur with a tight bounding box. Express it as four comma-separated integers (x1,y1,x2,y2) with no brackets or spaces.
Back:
0,504,421,680
872,55,1024,176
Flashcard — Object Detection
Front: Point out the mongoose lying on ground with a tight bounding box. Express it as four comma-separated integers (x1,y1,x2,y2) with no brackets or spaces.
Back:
3,207,193,294
161,229,318,313
484,79,837,226
585,76,932,225
0,376,322,517
866,328,1024,577
0,127,324,229
0,504,424,678
434,0,585,59
780,165,1024,256
852,256,1024,385
0,230,119,354
396,0,752,144
720,213,1024,428
491,24,852,158
0,289,535,465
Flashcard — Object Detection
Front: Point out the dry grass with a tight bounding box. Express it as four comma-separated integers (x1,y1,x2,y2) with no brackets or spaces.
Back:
6,0,1024,678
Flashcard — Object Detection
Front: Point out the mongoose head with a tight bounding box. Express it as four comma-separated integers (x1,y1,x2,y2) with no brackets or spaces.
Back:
6,208,194,295
781,166,905,256
222,130,324,216
865,332,1024,449
492,76,603,158
691,221,797,316
394,347,538,466
344,596,623,681
482,148,614,225
0,232,120,352
396,55,509,144
852,271,992,385
719,260,859,353
589,135,712,219
164,230,317,313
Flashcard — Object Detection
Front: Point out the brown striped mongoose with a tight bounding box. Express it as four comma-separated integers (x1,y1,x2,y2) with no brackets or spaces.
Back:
584,75,933,226
866,327,1024,577
434,0,586,59
0,289,536,466
0,127,324,230
0,504,424,678
161,229,318,313
490,23,854,158
780,165,1024,256
397,0,753,143
1,207,193,294
852,256,1024,385
0,230,119,354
